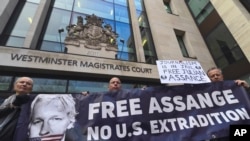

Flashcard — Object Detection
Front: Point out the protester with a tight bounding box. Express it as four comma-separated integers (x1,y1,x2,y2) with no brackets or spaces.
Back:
28,94,82,141
206,67,249,141
0,76,33,141
207,67,249,89
108,77,122,91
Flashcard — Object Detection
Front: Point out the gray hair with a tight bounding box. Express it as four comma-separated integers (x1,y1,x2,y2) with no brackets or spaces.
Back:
206,67,222,75
30,94,77,129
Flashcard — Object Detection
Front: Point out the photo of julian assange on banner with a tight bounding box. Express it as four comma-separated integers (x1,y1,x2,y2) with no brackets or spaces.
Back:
12,80,250,141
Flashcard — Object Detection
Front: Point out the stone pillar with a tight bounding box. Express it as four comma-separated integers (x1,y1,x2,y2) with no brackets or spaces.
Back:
0,0,18,34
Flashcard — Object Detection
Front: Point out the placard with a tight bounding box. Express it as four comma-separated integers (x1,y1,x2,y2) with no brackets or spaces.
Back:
156,60,211,84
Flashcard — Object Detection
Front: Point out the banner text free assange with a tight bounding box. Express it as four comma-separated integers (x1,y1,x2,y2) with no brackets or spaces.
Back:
89,89,241,119
87,89,250,136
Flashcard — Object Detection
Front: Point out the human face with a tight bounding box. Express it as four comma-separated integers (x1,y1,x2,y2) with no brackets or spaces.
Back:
207,69,224,82
108,77,121,91
14,77,33,95
29,100,71,138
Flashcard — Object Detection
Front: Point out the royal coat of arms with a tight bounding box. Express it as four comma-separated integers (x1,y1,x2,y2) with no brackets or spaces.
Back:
64,14,119,52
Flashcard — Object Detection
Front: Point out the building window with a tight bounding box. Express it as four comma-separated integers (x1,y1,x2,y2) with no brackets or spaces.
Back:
0,76,13,91
240,0,250,13
135,0,157,64
0,75,147,95
174,30,189,57
32,78,67,93
205,22,245,68
0,1,39,47
68,80,106,93
39,8,71,52
216,40,236,64
163,0,172,14
185,0,214,24
176,35,189,57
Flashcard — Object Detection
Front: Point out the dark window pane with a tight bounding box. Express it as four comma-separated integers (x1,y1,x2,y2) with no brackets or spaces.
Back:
136,8,157,64
137,11,149,27
240,0,250,13
186,0,214,24
68,80,135,93
205,23,245,68
176,35,189,57
164,1,172,14
32,78,67,93
0,76,12,91
68,80,107,92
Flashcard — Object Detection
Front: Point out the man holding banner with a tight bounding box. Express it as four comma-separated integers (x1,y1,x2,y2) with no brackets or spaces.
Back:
0,77,33,141
10,61,250,141
12,83,250,141
207,67,249,90
206,67,250,141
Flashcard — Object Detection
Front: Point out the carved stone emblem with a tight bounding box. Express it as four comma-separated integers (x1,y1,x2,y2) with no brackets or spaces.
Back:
64,14,119,53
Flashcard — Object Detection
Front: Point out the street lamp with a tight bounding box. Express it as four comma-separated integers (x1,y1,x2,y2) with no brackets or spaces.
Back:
119,39,125,59
58,28,64,52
